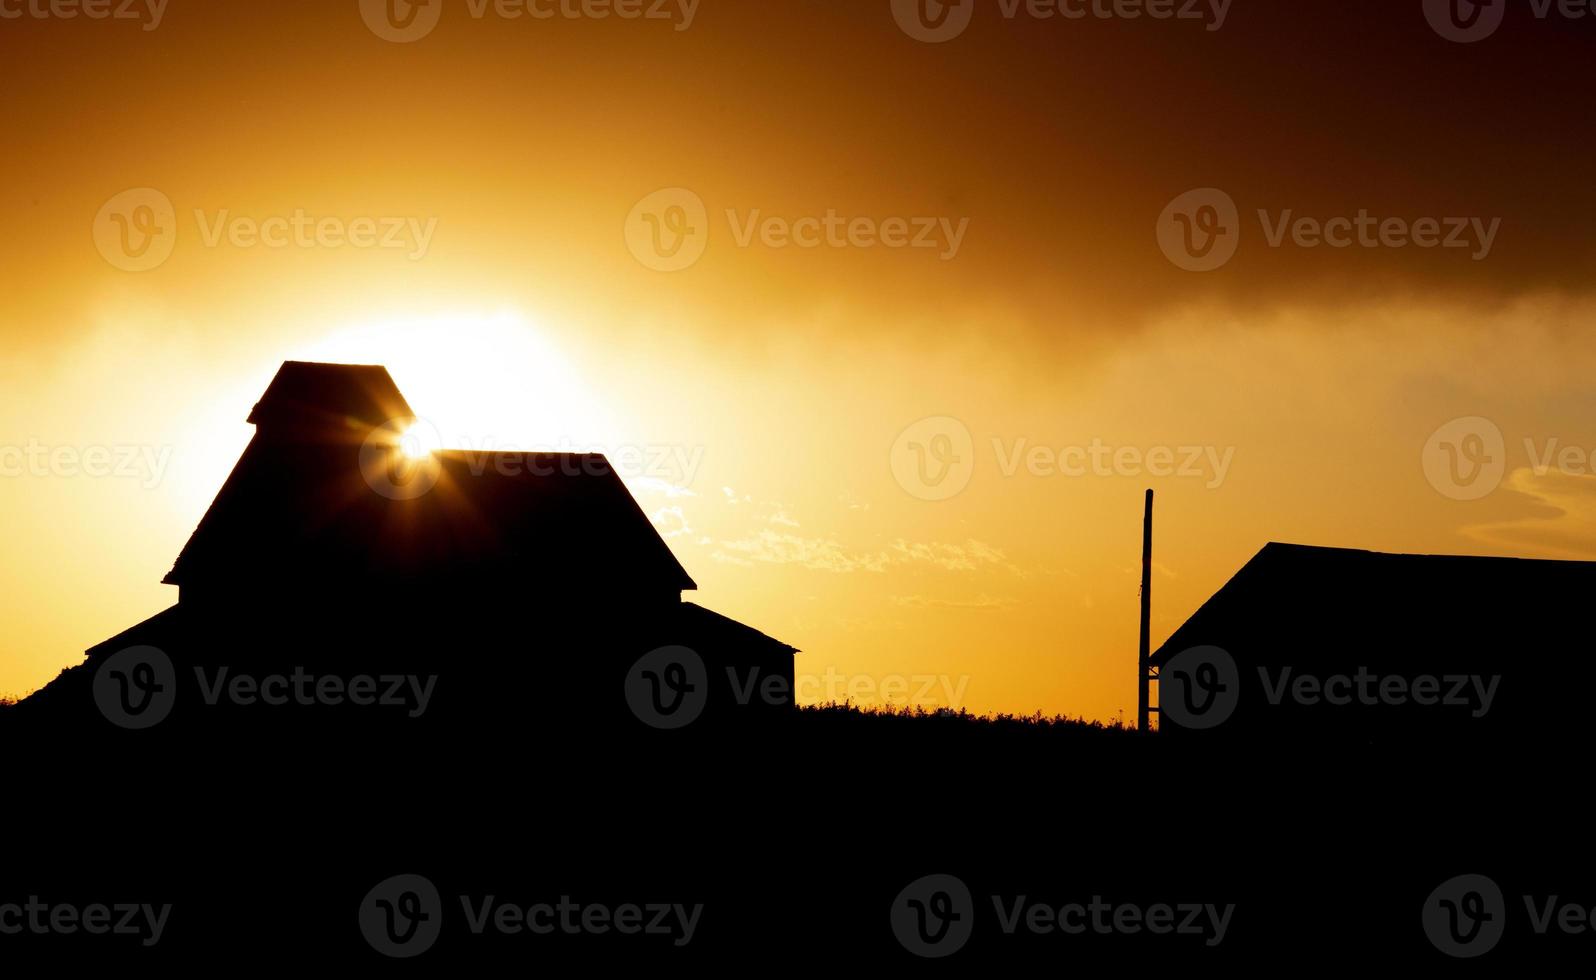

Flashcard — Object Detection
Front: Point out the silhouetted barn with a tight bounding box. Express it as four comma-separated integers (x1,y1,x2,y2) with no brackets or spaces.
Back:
19,361,796,739
1150,543,1594,748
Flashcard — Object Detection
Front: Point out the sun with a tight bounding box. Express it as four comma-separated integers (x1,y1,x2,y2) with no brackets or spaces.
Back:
397,423,439,460
295,310,618,453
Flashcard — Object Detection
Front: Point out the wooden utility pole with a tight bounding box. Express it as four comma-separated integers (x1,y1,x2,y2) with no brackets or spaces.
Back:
1138,489,1153,732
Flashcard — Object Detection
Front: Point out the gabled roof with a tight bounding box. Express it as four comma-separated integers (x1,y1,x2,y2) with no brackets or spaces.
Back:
1149,542,1596,669
247,361,412,430
679,601,800,655
85,604,183,659
164,361,695,593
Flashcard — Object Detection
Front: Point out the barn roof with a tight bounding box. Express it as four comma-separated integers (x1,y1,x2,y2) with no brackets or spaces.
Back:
1148,542,1596,670
679,601,800,655
163,361,696,593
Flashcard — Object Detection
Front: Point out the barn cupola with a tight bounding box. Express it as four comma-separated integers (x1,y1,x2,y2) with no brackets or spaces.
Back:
246,361,414,443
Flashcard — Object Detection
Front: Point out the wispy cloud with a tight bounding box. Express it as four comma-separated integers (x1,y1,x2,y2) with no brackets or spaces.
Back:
711,532,1018,575
892,538,1023,575
650,505,693,538
838,491,870,512
632,477,697,499
892,594,1019,610
712,531,893,572
1462,467,1596,559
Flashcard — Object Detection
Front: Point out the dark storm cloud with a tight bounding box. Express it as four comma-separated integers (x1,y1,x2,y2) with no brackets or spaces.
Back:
760,0,1596,328
1,0,1590,345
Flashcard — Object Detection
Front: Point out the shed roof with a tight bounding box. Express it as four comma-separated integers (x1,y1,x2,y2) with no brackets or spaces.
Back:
1149,542,1596,670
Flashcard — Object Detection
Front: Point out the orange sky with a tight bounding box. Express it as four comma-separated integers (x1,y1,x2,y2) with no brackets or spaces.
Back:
3,1,1595,721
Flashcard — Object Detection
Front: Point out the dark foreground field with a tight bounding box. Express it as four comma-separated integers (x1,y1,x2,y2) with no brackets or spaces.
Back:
5,695,1589,968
